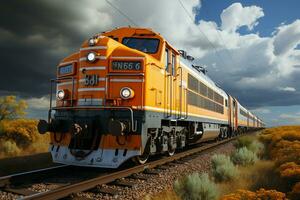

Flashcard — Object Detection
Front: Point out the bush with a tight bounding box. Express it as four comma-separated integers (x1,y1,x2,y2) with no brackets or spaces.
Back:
279,162,300,179
0,119,40,148
0,139,21,157
0,119,49,158
211,154,238,182
259,126,300,199
234,136,264,156
248,140,264,156
174,173,219,200
231,147,258,166
234,136,253,149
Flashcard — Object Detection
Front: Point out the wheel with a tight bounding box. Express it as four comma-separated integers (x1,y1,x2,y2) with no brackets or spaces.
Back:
167,148,175,156
132,138,151,165
132,153,149,164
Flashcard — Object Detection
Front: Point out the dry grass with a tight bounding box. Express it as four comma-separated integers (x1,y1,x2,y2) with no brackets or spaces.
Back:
218,160,279,195
258,126,300,199
149,127,300,199
0,119,50,158
144,190,180,200
221,188,287,200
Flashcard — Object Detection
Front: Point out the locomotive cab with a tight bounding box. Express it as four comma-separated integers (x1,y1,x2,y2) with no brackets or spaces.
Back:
38,27,169,168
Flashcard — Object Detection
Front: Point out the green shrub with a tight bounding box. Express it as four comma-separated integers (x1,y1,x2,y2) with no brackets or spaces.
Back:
234,136,253,149
231,147,258,166
248,140,264,155
211,154,238,182
174,172,219,200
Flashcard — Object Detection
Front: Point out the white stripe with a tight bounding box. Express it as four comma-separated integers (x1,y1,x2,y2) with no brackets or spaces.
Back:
78,88,105,92
79,78,105,83
111,56,144,60
58,60,76,66
79,56,106,61
80,46,107,51
57,81,76,87
143,106,228,122
80,66,106,71
110,79,144,83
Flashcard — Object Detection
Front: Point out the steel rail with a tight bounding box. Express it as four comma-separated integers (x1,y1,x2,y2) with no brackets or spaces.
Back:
0,165,68,188
23,137,235,200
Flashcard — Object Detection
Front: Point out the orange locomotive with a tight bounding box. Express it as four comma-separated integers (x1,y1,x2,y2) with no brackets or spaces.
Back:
38,27,265,168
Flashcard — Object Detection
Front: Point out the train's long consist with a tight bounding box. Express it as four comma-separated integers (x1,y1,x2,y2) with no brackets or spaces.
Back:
38,27,265,168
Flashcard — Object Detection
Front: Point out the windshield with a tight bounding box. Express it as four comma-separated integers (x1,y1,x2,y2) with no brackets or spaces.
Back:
122,37,160,53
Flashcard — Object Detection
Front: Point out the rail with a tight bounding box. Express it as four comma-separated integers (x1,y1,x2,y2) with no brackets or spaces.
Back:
22,137,236,200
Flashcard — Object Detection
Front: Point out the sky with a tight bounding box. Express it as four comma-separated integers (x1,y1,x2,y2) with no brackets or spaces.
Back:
1,0,300,127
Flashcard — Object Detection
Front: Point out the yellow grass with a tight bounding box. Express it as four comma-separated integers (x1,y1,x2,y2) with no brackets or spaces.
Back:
0,119,50,158
144,190,180,200
221,188,287,200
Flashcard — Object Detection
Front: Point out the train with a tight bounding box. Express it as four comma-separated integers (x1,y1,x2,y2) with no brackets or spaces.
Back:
38,27,265,168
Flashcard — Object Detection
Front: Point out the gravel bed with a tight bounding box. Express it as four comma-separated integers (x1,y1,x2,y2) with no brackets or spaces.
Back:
28,183,61,193
77,141,235,200
0,141,235,200
0,191,21,200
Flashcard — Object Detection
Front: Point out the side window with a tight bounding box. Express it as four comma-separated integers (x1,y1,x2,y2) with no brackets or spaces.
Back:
165,49,169,72
172,54,175,76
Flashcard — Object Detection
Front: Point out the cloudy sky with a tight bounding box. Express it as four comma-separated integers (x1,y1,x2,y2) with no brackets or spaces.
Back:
1,0,300,126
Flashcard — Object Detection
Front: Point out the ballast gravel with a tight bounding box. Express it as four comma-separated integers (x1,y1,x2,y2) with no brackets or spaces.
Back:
0,141,235,200
76,141,235,200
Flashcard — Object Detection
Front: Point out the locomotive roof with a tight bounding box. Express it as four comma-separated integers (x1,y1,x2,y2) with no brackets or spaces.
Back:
180,58,228,98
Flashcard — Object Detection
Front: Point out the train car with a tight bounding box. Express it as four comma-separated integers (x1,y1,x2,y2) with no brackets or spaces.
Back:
237,103,249,133
38,27,264,168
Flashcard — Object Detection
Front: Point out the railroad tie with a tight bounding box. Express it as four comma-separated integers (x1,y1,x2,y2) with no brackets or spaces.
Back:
109,179,137,188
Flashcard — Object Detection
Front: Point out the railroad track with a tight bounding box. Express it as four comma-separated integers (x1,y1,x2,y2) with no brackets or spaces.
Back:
0,136,238,200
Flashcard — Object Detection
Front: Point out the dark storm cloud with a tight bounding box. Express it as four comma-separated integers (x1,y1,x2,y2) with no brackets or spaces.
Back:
0,0,90,97
1,0,300,112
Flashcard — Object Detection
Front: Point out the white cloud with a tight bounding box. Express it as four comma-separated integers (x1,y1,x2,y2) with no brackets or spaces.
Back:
279,113,300,124
26,96,52,109
278,87,296,92
273,20,300,55
220,3,264,32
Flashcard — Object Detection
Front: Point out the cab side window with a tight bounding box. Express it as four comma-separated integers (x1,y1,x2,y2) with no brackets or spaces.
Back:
172,54,175,76
165,49,169,72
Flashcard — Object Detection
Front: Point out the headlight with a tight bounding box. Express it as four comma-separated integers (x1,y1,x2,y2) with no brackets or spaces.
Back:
88,38,97,46
120,87,134,99
87,52,96,62
56,90,66,100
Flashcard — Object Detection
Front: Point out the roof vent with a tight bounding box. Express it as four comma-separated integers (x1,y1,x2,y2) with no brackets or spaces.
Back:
192,65,207,74
178,50,187,59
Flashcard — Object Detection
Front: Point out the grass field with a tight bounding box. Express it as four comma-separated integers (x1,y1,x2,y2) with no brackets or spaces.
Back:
0,119,50,159
149,127,300,200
